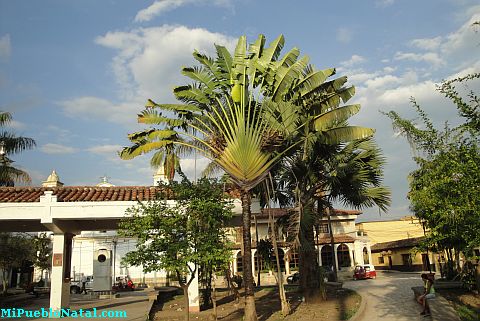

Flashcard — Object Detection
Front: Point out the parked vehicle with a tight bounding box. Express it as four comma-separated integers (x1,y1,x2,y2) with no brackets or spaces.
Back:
70,275,93,294
112,275,135,292
353,264,377,280
286,272,300,284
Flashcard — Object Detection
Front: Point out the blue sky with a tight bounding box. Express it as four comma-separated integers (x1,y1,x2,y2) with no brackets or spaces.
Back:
0,0,479,221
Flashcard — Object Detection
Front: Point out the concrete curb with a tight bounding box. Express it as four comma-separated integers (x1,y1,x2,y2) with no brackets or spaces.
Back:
348,290,366,321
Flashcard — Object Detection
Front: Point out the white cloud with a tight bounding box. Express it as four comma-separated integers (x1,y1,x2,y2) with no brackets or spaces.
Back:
340,55,366,68
375,0,394,8
0,34,11,61
179,157,210,180
58,96,143,126
410,36,442,51
5,119,26,130
40,143,78,154
92,25,235,111
394,51,445,68
336,27,353,44
86,144,122,155
135,0,233,22
135,0,189,22
64,25,235,127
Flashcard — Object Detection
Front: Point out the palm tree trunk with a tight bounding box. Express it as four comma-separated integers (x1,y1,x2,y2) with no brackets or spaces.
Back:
241,190,258,321
269,211,291,315
326,207,338,282
254,214,261,286
299,201,322,302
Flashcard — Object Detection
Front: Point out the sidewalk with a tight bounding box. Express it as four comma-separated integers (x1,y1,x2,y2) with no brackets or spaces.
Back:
1,288,159,320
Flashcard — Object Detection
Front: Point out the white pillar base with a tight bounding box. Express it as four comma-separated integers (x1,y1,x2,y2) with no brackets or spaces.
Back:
49,234,72,317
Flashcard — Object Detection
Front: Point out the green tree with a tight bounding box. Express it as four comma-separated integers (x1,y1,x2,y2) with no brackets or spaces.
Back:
385,73,480,278
121,34,376,319
275,137,390,297
0,233,34,295
0,111,36,186
33,233,52,283
118,177,233,321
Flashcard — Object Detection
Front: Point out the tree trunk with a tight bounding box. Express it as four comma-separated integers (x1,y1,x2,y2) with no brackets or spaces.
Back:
212,273,217,321
271,225,291,315
299,202,323,302
326,207,338,282
240,190,258,321
182,284,190,321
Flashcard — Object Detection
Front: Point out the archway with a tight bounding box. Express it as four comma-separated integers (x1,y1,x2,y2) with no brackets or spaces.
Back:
363,247,369,264
321,245,333,268
337,244,351,268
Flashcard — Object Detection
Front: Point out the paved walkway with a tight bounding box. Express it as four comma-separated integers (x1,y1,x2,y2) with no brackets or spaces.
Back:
344,271,431,321
1,289,157,320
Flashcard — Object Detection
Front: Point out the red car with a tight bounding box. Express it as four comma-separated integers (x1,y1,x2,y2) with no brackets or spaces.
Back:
353,264,377,280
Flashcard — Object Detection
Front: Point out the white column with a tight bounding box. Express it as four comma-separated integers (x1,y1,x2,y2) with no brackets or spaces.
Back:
187,263,200,313
348,245,354,267
251,249,256,277
285,254,290,275
16,269,21,289
50,234,73,315
334,244,339,271
318,245,323,266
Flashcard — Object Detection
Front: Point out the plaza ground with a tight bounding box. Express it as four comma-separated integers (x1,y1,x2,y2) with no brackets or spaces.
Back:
1,271,478,320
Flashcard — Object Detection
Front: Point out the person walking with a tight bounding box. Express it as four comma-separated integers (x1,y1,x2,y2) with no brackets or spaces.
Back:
80,275,87,294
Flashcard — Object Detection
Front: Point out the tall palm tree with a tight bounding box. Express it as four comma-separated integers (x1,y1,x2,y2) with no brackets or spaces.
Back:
0,111,35,186
274,137,390,299
121,34,376,319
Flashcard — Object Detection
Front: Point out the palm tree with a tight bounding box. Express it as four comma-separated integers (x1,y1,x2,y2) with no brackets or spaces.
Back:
121,34,377,319
0,111,35,186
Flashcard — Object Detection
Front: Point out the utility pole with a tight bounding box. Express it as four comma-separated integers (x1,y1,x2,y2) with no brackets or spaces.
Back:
112,237,118,286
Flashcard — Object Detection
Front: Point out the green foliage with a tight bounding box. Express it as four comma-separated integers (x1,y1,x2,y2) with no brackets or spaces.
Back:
385,73,480,264
0,111,36,186
0,233,34,294
256,239,275,271
32,233,52,274
409,143,480,255
118,177,233,286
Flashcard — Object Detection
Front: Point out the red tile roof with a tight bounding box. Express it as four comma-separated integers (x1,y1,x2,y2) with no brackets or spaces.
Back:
316,234,356,245
257,208,361,218
371,236,424,252
0,186,163,203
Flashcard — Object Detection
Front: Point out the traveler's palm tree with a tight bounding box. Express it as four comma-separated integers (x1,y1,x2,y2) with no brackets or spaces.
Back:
0,111,35,186
121,34,378,319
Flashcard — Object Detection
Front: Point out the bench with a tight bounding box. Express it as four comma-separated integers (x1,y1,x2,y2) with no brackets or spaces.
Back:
411,286,461,321
33,286,50,296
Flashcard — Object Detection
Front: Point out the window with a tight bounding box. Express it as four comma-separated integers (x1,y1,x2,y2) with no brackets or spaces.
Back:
318,224,329,233
378,256,384,264
337,244,351,267
402,254,412,266
321,245,333,267
236,252,243,272
290,251,299,270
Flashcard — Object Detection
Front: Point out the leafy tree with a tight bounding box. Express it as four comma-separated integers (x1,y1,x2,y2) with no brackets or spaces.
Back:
385,73,480,278
118,177,233,321
0,111,36,186
121,34,376,319
33,233,52,284
275,137,390,295
0,233,34,295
